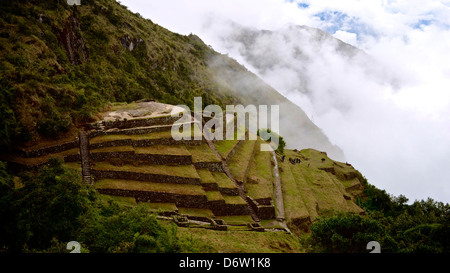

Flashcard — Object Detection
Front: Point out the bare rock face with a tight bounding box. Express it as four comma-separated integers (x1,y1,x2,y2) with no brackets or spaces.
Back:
56,14,89,65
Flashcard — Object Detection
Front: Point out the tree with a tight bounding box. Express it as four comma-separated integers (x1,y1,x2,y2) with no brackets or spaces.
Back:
309,214,385,253
8,159,96,251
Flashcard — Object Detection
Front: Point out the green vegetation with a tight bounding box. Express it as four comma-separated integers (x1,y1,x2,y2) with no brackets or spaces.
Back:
176,228,302,253
211,172,236,190
185,144,221,163
306,174,450,253
95,179,206,195
258,128,286,154
0,0,240,150
245,139,274,200
92,161,200,178
228,140,256,182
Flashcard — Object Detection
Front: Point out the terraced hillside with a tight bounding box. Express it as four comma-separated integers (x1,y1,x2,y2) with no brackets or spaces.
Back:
277,149,365,234
1,101,366,233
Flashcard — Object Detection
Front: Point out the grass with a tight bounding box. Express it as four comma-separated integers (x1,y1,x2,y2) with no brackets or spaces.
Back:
90,146,135,153
185,144,221,163
63,162,82,172
219,215,254,225
211,172,236,189
214,140,239,160
196,169,217,184
223,195,247,205
178,207,215,218
134,145,191,155
89,124,199,144
228,140,256,182
245,140,274,200
176,227,302,253
206,191,224,201
2,148,80,166
141,202,178,212
92,161,200,178
278,149,365,224
95,179,206,195
99,194,137,207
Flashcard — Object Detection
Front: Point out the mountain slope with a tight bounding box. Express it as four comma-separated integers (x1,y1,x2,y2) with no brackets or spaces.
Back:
0,0,341,159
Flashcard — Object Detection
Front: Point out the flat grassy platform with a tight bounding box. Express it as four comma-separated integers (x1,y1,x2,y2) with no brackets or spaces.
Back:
228,140,256,182
99,194,137,207
178,207,215,218
95,179,206,195
223,195,247,205
206,191,224,201
245,140,275,200
2,148,80,166
185,144,221,163
211,172,236,190
91,161,200,178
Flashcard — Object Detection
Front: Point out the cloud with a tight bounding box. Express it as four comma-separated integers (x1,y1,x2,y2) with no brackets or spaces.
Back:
119,0,450,203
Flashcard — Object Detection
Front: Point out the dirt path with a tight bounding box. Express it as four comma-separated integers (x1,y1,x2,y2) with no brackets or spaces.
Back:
79,130,92,184
271,151,291,233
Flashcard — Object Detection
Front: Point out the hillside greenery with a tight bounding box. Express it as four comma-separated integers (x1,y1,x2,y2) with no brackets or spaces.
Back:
0,0,238,150
307,177,450,253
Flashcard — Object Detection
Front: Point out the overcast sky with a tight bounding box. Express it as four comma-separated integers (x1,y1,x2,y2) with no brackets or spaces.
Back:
119,0,450,203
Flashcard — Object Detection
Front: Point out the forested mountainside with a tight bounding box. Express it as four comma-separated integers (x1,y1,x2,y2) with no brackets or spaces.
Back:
0,0,342,159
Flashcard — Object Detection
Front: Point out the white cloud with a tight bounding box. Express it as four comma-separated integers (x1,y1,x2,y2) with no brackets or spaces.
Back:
119,0,450,203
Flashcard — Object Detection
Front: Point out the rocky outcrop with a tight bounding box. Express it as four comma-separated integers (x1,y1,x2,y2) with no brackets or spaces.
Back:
55,14,89,65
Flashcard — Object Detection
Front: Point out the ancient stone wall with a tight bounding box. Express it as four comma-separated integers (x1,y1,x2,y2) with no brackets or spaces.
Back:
88,115,180,130
90,151,192,165
91,169,201,185
97,188,208,209
16,140,79,158
256,205,276,220
193,162,223,172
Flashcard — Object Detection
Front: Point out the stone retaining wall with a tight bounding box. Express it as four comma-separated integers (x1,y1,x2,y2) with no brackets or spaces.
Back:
88,115,180,130
90,151,192,165
91,169,201,185
193,162,223,172
89,138,204,150
16,140,79,158
97,188,208,209
218,187,240,196
256,205,276,220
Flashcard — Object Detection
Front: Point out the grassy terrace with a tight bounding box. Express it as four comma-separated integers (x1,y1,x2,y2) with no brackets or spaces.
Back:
211,172,236,190
134,145,191,155
245,140,275,200
90,146,135,153
219,215,254,225
2,148,80,166
278,155,315,221
99,194,137,207
206,191,224,201
143,202,178,212
223,195,247,205
95,179,206,195
279,149,364,221
91,161,200,178
213,139,240,160
63,162,82,172
185,144,221,163
178,207,215,218
196,169,217,184
228,140,256,182
89,124,200,144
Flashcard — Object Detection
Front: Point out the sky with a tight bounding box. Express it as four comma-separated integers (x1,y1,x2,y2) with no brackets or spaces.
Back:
118,0,450,204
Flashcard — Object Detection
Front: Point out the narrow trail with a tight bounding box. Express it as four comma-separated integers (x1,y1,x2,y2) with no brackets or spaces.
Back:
79,130,92,184
271,151,291,233
202,130,260,223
